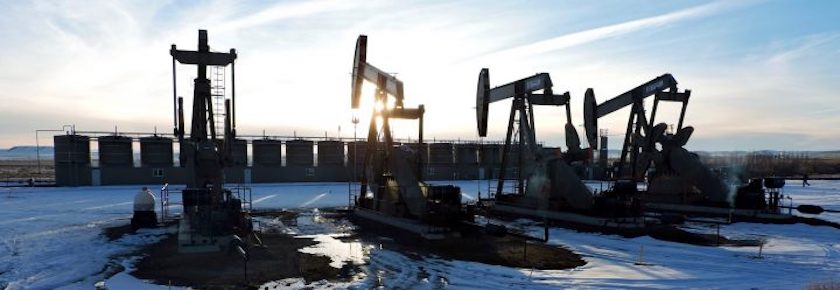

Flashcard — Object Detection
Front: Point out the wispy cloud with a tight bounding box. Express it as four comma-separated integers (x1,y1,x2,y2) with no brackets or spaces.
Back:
483,0,754,60
218,0,366,32
766,33,840,65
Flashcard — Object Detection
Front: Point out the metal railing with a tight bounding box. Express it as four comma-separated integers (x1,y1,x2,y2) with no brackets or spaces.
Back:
233,184,253,212
488,178,522,198
160,183,176,222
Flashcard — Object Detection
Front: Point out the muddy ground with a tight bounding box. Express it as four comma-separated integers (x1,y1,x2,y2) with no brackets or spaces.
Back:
105,209,588,289
102,215,350,290
130,233,343,290
350,230,585,270
345,211,586,270
256,209,586,270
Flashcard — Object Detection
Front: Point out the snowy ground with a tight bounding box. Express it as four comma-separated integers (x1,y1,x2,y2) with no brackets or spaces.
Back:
1,180,838,289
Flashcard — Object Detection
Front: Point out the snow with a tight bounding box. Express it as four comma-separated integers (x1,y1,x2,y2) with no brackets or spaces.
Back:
1,180,839,289
0,185,172,290
781,181,840,223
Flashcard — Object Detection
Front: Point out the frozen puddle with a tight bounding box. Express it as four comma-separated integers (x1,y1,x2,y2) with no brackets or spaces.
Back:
262,209,371,270
297,234,371,269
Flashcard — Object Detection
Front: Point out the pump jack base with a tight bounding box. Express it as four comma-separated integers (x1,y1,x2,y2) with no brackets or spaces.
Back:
644,202,794,222
176,218,232,254
490,203,659,235
351,207,461,240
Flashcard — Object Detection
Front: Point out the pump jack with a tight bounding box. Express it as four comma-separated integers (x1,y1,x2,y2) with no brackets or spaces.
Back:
581,74,840,224
584,74,840,223
477,69,648,231
583,74,766,212
477,69,594,210
583,74,686,181
350,35,463,238
170,30,251,253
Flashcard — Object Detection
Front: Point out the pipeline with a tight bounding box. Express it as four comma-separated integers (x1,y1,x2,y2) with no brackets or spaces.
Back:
781,204,840,215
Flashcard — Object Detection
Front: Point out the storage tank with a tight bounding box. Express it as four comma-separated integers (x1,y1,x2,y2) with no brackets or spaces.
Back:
252,139,282,165
286,140,314,166
507,144,523,160
54,135,91,165
402,142,428,163
598,135,609,172
317,141,344,166
455,143,480,180
347,141,367,166
98,135,133,168
480,144,502,165
455,143,479,164
230,139,247,167
541,147,561,159
54,134,92,186
140,136,173,167
429,143,454,164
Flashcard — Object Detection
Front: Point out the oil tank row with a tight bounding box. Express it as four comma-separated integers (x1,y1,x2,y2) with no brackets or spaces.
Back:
53,134,515,186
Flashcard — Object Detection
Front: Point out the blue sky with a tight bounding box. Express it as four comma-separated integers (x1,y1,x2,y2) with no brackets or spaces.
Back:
0,0,838,150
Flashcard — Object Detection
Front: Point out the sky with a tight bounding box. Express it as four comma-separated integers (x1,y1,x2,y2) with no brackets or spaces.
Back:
0,0,839,151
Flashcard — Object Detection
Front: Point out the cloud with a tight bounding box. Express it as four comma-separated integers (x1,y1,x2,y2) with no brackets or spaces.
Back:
766,33,840,65
218,0,365,32
482,0,753,60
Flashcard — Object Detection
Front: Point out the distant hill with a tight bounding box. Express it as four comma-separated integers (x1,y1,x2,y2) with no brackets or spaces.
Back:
0,146,54,160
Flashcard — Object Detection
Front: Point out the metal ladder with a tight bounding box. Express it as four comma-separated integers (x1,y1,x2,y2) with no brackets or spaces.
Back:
211,65,226,136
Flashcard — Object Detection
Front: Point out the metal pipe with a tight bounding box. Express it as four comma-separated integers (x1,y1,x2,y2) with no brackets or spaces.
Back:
35,130,40,175
231,57,236,133
418,104,425,180
418,105,424,144
34,126,76,177
518,103,526,195
178,97,185,139
53,130,509,144
171,49,178,135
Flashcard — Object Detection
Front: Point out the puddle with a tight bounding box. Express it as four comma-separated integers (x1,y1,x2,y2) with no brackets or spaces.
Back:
298,234,371,269
257,208,373,270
